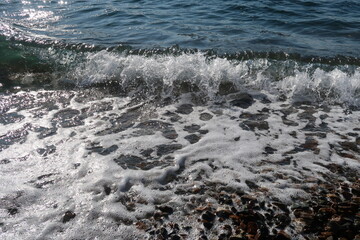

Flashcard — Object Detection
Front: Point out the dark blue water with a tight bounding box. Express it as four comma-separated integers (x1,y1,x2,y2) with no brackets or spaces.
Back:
0,0,360,106
1,0,360,55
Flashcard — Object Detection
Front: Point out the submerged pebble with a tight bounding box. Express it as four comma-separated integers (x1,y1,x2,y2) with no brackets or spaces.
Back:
229,93,254,109
1,89,359,240
62,211,76,223
176,104,193,115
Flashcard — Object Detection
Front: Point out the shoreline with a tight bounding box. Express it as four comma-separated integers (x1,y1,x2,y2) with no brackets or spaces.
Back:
0,89,359,239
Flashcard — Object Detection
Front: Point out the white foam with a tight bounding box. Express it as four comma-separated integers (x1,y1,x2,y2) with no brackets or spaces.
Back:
280,67,360,106
1,90,359,239
66,51,360,106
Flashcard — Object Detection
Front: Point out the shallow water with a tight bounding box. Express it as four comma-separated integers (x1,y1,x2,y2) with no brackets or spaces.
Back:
1,89,359,239
1,1,360,106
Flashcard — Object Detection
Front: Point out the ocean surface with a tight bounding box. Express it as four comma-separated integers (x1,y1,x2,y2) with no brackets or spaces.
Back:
1,1,360,239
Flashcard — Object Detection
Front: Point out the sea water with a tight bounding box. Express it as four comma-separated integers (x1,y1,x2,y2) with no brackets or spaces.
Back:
1,1,360,239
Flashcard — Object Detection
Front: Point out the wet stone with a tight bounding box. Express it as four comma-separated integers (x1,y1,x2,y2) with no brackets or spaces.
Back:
239,112,269,121
319,114,329,120
170,235,181,240
153,211,163,221
245,180,259,189
162,129,178,140
274,157,291,166
261,96,272,104
202,211,216,229
240,120,269,131
240,195,257,204
0,112,24,125
8,208,18,215
199,112,213,121
32,173,56,188
282,117,299,126
86,143,118,156
218,194,233,205
198,129,209,135
97,110,140,135
30,101,59,118
37,145,56,157
9,93,36,111
35,127,57,139
293,208,314,220
303,121,330,133
273,202,290,213
163,111,182,122
278,94,287,102
159,227,168,239
104,185,112,195
99,145,118,155
82,102,113,116
275,230,291,240
185,134,201,144
300,137,320,153
274,213,291,229
0,126,30,152
218,81,238,95
284,146,306,155
336,151,357,159
279,107,298,117
158,205,174,216
140,148,154,157
136,120,172,131
62,210,76,223
259,107,271,113
113,155,144,170
38,173,55,180
216,209,232,219
73,90,106,103
229,93,254,109
114,155,165,170
264,146,277,154
247,221,258,235
176,104,193,115
298,109,316,122
305,132,327,139
156,144,182,156
289,131,297,138
132,128,154,136
0,159,11,164
184,124,201,133
38,91,74,108
35,180,55,189
5,155,28,163
52,109,84,128
339,141,359,153
347,132,358,137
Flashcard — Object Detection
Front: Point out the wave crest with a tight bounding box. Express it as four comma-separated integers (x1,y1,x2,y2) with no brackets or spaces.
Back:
69,50,360,106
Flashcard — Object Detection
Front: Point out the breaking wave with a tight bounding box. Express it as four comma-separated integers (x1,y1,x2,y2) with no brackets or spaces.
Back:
1,36,359,107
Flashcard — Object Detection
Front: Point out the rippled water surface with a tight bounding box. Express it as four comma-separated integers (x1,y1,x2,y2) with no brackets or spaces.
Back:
1,0,360,55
